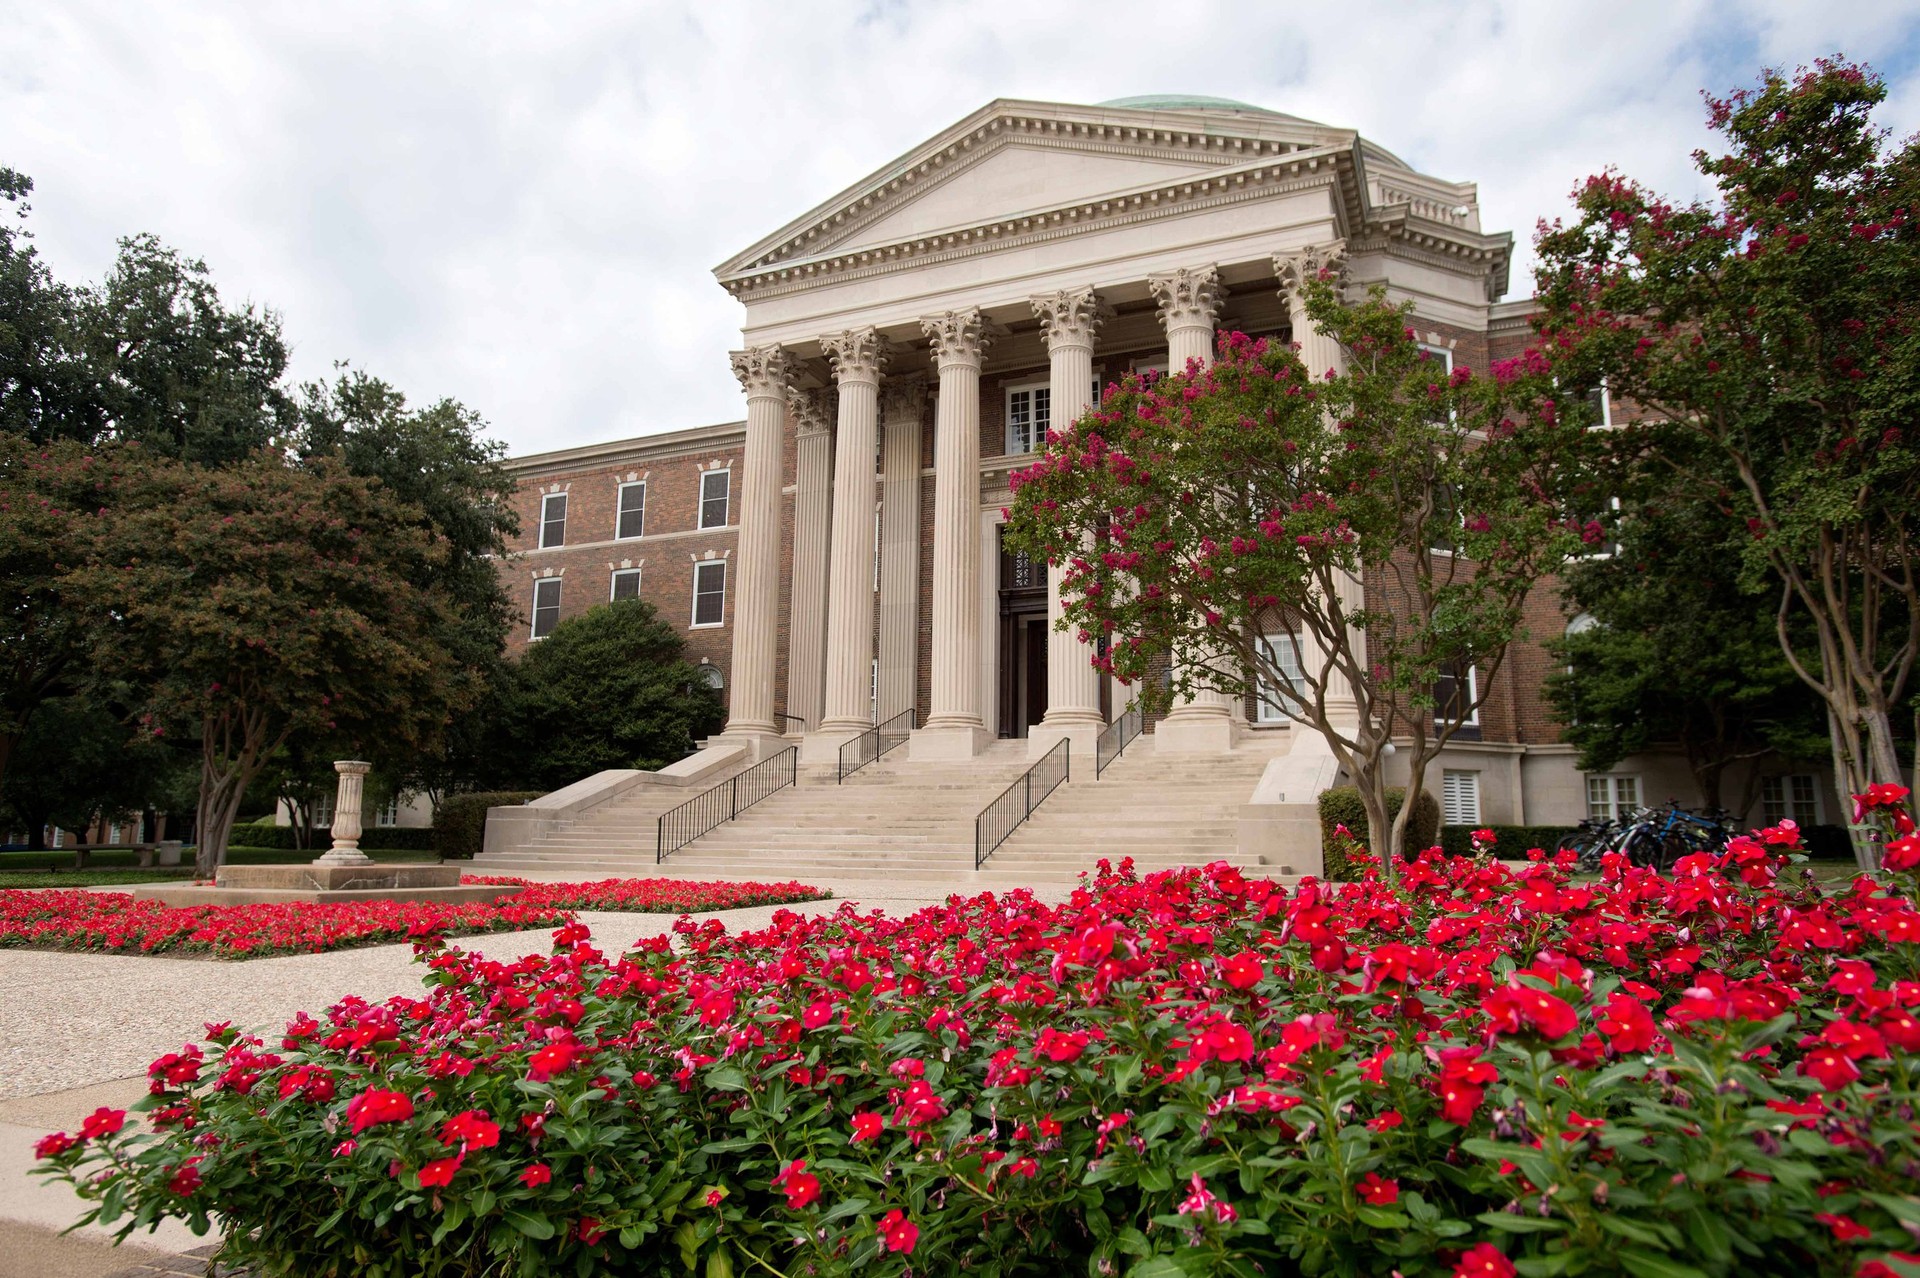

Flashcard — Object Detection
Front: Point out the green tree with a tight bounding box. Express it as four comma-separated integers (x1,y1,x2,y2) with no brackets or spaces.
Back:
64,447,480,875
0,169,104,443
499,598,724,792
1546,495,1829,813
1004,286,1594,877
1,691,169,850
1532,59,1920,855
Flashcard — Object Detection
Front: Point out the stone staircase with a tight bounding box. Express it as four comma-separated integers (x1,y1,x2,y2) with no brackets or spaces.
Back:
973,734,1291,885
471,732,1291,886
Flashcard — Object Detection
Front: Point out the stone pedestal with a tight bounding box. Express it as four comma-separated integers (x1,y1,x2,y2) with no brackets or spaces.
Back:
799,727,868,769
1155,713,1241,754
908,724,992,762
129,863,522,907
314,761,374,867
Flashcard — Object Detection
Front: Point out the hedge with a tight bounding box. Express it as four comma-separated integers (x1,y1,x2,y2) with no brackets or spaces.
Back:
1315,785,1440,880
433,792,544,861
227,823,437,852
1438,824,1578,858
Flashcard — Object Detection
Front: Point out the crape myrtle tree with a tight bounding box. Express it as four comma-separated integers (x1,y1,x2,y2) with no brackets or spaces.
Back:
1531,59,1920,859
63,447,480,876
1003,280,1594,879
1547,489,1830,816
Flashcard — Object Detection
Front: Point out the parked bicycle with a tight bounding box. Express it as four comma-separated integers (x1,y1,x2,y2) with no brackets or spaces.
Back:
1555,801,1731,874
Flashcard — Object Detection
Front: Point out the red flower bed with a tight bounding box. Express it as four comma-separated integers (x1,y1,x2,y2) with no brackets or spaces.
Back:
0,889,573,958
460,876,830,912
35,806,1920,1277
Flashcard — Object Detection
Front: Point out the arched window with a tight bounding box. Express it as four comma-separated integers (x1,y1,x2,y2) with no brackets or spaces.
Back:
695,664,724,692
1565,612,1599,637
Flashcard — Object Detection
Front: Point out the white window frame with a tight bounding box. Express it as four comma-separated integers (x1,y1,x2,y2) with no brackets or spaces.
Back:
1762,774,1822,826
1005,380,1050,457
311,792,335,829
691,560,727,628
1254,631,1308,723
538,493,567,549
616,481,646,540
374,797,400,828
609,567,642,602
1586,378,1616,430
530,576,562,640
698,470,731,530
1441,770,1482,826
1435,661,1479,726
1586,774,1641,822
1131,358,1169,380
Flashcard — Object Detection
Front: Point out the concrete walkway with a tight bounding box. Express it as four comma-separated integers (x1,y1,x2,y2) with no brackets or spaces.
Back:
0,874,1074,1276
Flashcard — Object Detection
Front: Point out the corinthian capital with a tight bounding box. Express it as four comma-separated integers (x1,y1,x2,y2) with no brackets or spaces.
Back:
788,386,836,436
1273,240,1349,307
1148,265,1227,333
919,308,996,369
880,375,928,425
729,345,793,400
1029,287,1112,352
819,327,890,385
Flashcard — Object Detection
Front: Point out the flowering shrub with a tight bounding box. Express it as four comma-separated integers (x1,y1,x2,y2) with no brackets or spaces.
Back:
36,809,1920,1278
459,876,831,912
0,889,574,958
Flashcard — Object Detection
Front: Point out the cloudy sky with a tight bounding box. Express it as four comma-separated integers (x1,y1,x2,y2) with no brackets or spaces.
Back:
6,2,1919,456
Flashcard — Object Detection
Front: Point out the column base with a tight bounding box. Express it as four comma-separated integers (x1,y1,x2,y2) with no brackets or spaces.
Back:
314,847,375,867
909,723,991,761
718,729,794,762
1154,710,1240,755
1026,718,1101,763
798,727,867,768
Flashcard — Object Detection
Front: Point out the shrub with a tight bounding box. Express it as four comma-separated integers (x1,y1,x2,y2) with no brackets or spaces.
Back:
1316,785,1440,879
228,824,437,853
1439,824,1579,858
38,824,1920,1278
433,792,542,861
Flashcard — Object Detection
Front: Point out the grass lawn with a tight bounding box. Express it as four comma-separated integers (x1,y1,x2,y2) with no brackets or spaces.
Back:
0,869,198,889
0,846,443,873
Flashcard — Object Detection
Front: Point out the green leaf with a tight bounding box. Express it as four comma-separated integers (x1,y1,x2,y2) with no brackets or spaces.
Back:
1618,1248,1711,1278
704,1067,748,1092
503,1209,555,1241
706,1249,734,1278
1129,1258,1187,1278
1475,1211,1565,1234
1356,1207,1410,1229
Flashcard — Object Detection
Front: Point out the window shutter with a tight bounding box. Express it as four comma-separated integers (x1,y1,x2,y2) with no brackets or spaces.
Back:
1442,770,1480,825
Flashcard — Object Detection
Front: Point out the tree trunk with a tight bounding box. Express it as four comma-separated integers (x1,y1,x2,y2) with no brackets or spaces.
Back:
1827,704,1877,872
1349,754,1398,886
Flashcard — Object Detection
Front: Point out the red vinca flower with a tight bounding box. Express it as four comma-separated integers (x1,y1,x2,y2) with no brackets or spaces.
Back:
878,1209,919,1254
772,1159,821,1210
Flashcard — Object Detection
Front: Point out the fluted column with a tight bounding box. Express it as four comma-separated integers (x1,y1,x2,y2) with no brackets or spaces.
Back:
911,308,995,760
1276,241,1363,731
1028,287,1110,759
315,761,372,866
815,328,888,740
878,377,924,723
785,387,834,732
722,345,792,750
1148,265,1237,753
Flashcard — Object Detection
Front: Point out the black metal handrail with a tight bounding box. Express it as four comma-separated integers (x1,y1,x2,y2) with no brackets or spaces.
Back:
1095,704,1144,778
975,739,1069,869
838,709,917,783
775,711,808,734
656,747,797,862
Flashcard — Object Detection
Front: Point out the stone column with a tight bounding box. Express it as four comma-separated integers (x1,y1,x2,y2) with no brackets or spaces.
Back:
785,387,834,732
1275,241,1364,732
1148,265,1238,754
315,761,372,866
911,308,995,760
1027,287,1111,759
810,327,889,750
878,377,924,724
722,345,792,753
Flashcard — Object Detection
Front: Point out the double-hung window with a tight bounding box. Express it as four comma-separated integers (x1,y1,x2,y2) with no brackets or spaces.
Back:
312,791,335,829
539,493,567,549
1587,775,1640,821
699,470,730,529
1255,631,1309,722
1442,770,1482,825
1006,382,1050,456
616,482,646,540
610,567,642,601
1762,775,1820,826
375,798,399,828
1433,658,1478,726
691,561,726,627
530,577,562,639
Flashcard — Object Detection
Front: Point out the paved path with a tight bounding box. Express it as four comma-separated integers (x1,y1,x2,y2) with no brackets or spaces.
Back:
0,875,1074,1276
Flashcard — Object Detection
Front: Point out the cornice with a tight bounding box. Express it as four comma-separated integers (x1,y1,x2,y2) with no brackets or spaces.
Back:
504,421,746,478
1348,207,1515,301
719,151,1363,303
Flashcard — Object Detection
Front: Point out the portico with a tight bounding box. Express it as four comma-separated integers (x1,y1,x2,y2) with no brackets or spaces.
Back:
712,95,1515,777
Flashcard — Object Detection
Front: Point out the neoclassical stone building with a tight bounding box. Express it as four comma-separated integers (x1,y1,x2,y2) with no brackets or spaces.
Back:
493,95,1831,858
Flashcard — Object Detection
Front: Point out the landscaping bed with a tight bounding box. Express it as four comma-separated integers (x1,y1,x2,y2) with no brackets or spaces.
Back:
461,875,832,912
35,816,1920,1277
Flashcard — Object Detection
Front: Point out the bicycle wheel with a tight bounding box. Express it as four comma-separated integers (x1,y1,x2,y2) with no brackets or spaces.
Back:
1622,829,1665,872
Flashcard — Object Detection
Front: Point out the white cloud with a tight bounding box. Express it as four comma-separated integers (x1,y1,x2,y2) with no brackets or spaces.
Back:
3,0,1916,453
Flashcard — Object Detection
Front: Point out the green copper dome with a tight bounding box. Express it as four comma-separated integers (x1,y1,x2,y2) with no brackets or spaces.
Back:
1098,95,1276,114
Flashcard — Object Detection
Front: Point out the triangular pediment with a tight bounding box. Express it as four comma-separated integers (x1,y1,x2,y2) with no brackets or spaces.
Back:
715,98,1368,283
827,142,1224,252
